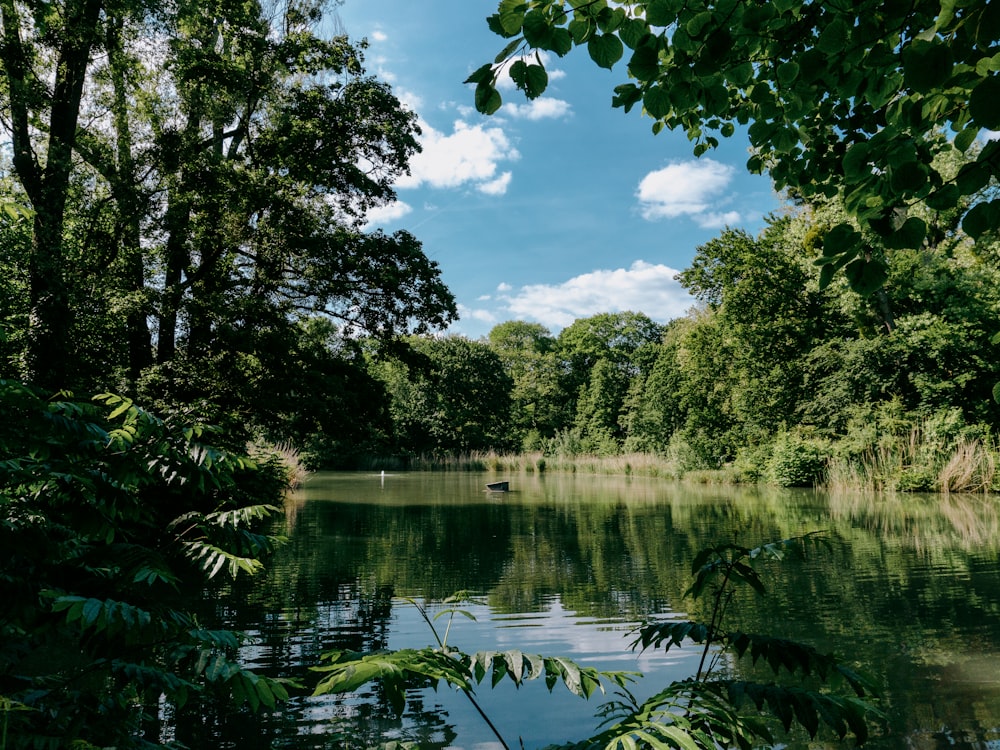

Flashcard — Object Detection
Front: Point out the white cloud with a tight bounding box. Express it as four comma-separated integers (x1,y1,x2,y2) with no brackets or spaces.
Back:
496,282,513,292
698,210,742,229
637,159,738,225
503,97,572,120
457,303,499,324
397,119,520,193
478,171,512,195
498,261,692,329
363,200,412,228
371,30,388,42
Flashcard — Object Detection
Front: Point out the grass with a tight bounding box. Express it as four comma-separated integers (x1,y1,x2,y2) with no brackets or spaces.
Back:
350,427,1000,496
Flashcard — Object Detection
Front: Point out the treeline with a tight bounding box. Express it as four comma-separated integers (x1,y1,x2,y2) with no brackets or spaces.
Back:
360,193,1000,490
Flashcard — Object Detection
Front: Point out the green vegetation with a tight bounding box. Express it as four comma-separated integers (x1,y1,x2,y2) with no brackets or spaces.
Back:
0,380,292,747
364,200,1000,492
1,0,998,745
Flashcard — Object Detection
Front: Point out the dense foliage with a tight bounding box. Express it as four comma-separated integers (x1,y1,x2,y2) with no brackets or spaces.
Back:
0,380,291,747
0,0,455,448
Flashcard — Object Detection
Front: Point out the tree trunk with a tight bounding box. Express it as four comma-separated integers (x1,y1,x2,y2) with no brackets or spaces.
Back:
0,0,104,389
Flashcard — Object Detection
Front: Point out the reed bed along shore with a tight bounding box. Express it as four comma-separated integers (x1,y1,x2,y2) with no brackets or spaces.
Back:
354,432,1000,496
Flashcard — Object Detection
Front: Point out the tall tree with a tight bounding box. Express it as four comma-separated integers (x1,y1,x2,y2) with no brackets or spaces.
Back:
0,0,107,388
487,320,568,446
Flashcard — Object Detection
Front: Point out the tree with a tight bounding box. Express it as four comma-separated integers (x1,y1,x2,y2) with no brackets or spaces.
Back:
0,0,456,453
470,0,1000,297
374,336,515,455
487,321,569,447
0,0,109,388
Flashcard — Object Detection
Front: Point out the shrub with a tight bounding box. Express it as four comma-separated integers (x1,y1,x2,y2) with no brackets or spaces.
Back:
767,433,830,487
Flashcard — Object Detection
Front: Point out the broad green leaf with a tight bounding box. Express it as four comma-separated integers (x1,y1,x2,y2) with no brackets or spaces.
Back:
955,124,980,153
523,63,549,98
628,44,660,81
588,33,624,69
884,216,927,249
645,0,676,26
962,199,1000,239
844,257,889,296
902,39,953,92
568,16,593,44
475,82,502,115
522,10,554,47
817,18,848,54
498,0,528,35
685,11,713,38
643,85,672,119
970,76,1000,130
465,62,495,85
620,18,651,49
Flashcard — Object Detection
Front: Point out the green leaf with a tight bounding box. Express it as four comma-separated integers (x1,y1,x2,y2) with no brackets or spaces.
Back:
493,38,522,64
522,9,554,48
612,83,644,112
817,18,848,54
628,44,660,81
970,76,1000,130
588,33,624,69
524,63,549,98
776,61,799,87
685,11,713,38
549,27,573,56
963,199,1000,239
645,0,676,26
620,18,651,49
643,85,672,119
475,82,502,115
568,16,593,44
902,39,953,92
844,257,889,296
884,216,927,249
465,63,496,86
955,124,980,153
498,0,528,35
890,160,928,194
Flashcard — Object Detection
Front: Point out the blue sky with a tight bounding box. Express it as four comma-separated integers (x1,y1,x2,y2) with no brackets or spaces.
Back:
337,0,780,340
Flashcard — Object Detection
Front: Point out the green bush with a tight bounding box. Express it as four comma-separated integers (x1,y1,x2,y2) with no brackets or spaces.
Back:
767,433,830,487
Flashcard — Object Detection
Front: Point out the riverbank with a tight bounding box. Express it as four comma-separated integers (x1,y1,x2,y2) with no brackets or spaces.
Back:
351,426,1000,494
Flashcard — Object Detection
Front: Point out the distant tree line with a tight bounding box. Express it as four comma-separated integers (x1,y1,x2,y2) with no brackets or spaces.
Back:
362,184,1000,484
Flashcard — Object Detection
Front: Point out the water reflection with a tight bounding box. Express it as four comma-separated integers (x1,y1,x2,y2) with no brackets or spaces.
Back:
179,473,1000,749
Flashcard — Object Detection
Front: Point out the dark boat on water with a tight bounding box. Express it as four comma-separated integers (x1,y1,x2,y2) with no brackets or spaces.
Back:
486,481,509,492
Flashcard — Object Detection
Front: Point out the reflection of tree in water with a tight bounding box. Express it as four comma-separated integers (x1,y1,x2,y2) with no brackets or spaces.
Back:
172,476,1000,749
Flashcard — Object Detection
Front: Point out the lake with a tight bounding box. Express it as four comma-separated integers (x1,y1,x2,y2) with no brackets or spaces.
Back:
174,471,1000,749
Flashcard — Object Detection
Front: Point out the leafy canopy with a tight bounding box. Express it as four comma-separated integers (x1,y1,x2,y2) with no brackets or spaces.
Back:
471,0,1000,295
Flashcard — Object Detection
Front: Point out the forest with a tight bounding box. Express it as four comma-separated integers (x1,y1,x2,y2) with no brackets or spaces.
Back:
2,0,1000,746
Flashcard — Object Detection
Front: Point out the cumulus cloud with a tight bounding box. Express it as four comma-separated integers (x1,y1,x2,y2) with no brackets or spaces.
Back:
371,29,388,42
502,97,572,120
396,119,520,194
363,200,412,229
456,303,499,325
497,261,692,329
637,159,740,226
478,171,513,195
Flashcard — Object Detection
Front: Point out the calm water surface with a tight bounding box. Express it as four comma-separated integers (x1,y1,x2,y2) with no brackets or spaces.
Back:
181,472,1000,749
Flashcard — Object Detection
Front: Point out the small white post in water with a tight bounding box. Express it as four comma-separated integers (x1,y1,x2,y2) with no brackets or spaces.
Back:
380,470,385,487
